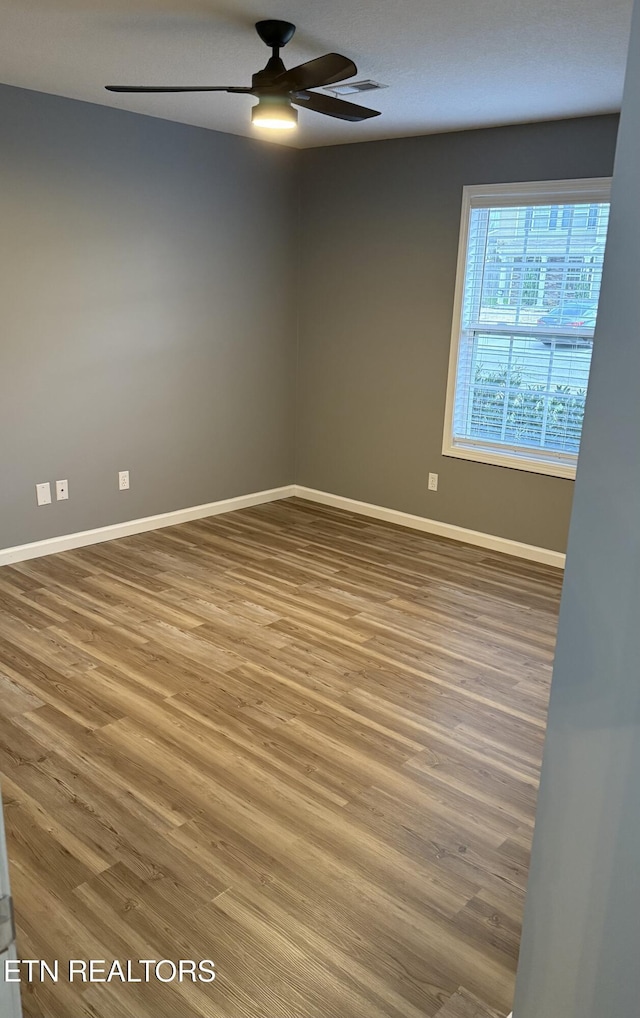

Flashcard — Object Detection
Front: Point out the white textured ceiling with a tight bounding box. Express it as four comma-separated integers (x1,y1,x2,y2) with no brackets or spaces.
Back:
0,0,633,148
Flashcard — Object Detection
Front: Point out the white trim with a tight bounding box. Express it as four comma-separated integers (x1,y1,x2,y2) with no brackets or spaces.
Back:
443,442,577,479
0,483,564,571
442,176,612,479
463,176,611,207
293,486,565,569
443,181,474,466
0,486,296,567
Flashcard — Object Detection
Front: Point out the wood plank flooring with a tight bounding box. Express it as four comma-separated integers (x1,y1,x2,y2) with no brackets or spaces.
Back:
0,497,562,1018
434,986,502,1017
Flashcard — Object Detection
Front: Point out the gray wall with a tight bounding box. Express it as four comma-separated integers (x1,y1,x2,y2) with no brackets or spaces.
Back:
0,86,622,556
0,84,297,550
297,115,619,552
513,3,640,1014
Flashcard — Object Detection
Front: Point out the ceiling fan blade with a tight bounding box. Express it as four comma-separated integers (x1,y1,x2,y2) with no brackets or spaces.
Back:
272,54,356,92
292,91,380,122
105,85,251,93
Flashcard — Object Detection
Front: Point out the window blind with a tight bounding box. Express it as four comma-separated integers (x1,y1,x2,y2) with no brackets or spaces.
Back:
447,185,610,475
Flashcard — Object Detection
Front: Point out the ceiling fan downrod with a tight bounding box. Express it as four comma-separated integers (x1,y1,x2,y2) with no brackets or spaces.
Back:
253,20,297,85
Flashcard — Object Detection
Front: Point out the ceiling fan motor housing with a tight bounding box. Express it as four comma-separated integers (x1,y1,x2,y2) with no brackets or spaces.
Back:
252,56,287,90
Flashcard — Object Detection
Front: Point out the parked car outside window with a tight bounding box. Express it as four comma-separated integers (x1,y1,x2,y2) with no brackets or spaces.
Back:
538,301,597,345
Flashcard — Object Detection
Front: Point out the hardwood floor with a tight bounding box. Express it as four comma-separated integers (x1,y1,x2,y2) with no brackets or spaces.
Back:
0,497,562,1018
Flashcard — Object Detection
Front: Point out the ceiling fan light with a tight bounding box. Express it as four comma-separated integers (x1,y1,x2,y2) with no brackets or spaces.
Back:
251,97,298,130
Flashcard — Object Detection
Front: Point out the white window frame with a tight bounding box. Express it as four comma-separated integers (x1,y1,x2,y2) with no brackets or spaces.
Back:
442,177,612,479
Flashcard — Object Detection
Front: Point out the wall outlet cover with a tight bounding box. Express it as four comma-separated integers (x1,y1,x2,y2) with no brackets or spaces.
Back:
119,470,130,490
428,472,439,491
56,479,69,501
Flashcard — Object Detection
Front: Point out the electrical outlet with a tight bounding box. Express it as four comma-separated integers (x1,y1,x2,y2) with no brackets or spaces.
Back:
428,472,439,492
56,479,69,501
36,482,52,506
119,470,130,491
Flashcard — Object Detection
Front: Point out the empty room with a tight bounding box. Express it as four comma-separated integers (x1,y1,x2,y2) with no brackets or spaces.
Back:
1,2,639,1017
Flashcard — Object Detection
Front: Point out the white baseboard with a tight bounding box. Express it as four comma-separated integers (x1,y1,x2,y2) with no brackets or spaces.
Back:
0,482,564,570
0,485,296,567
293,486,565,569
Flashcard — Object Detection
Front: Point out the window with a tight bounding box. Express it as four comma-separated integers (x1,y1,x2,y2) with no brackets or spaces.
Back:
443,178,611,478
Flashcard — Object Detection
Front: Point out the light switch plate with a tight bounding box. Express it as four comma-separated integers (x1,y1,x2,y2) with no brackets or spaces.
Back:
36,482,52,506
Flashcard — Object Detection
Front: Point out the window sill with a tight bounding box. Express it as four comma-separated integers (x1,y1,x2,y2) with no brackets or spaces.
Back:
442,441,577,479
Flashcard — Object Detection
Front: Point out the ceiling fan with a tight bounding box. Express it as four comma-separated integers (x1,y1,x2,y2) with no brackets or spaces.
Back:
105,19,381,131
